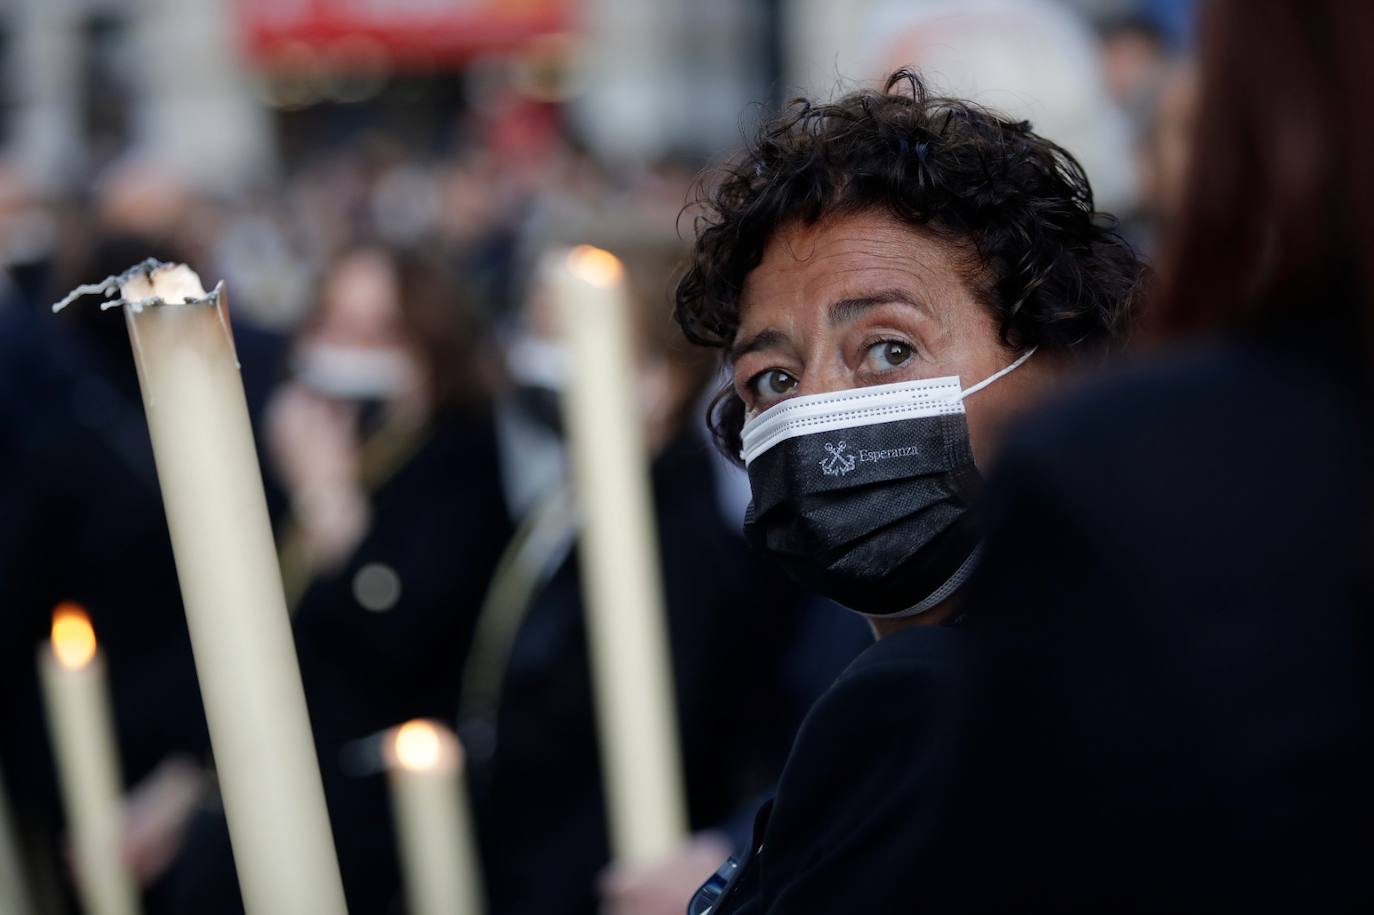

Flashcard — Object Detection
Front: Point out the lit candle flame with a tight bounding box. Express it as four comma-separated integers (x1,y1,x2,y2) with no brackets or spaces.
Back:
51,604,97,670
393,720,444,772
566,245,625,288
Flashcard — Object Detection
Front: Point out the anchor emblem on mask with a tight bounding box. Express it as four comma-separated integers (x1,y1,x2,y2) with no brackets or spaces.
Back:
819,441,857,477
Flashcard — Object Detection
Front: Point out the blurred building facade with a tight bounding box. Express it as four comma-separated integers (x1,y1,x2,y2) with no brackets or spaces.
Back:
2,0,271,193
4,0,1196,224
1,0,1187,199
0,0,785,194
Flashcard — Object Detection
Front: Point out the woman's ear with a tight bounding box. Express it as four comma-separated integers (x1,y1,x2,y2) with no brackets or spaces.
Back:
963,350,1060,471
709,382,748,465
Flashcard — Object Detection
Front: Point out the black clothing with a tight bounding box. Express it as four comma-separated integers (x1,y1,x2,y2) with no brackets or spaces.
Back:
702,625,981,915
960,340,1374,912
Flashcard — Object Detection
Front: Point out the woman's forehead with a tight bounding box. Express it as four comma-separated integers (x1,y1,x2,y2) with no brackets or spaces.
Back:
740,214,968,319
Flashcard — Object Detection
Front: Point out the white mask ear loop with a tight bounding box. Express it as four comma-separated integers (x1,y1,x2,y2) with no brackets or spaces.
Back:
959,346,1038,400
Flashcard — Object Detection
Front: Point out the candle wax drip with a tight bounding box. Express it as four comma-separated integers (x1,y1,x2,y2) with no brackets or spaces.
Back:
51,258,224,315
53,260,241,371
52,257,171,314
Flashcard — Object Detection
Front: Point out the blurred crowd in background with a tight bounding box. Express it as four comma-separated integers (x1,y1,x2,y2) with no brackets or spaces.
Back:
0,0,1199,913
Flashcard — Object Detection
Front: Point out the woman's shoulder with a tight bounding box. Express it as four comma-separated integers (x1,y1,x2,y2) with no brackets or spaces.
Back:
790,626,985,780
768,627,983,815
769,626,986,823
737,626,987,912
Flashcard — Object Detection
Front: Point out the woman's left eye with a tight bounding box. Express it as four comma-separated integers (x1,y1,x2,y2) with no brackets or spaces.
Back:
862,340,915,373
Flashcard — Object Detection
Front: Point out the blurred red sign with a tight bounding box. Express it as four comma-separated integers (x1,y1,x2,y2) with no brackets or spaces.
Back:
239,0,571,67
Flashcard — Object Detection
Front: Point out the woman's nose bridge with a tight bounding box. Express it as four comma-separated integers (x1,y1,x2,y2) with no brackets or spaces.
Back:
796,335,851,396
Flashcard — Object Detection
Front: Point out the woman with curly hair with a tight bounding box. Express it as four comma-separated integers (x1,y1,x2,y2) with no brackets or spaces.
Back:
665,69,1145,913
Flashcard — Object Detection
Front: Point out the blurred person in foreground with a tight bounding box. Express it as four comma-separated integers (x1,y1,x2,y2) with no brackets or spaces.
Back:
669,69,1144,913
954,0,1374,909
476,220,871,915
164,242,511,913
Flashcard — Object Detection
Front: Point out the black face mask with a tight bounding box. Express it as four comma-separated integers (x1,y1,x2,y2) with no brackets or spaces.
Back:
740,351,1035,619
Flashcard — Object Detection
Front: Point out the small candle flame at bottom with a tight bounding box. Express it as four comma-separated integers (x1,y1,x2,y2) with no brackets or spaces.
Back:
51,604,97,670
393,720,444,772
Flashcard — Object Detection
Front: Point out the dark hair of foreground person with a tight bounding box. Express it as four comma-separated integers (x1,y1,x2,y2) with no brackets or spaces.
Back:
1153,0,1374,366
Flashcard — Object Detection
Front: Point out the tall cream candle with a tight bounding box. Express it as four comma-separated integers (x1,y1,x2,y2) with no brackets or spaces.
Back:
385,720,484,915
547,246,689,865
36,604,138,915
56,261,347,915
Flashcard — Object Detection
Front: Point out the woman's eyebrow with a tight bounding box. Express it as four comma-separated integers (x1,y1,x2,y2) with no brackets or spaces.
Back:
827,288,924,325
729,327,788,362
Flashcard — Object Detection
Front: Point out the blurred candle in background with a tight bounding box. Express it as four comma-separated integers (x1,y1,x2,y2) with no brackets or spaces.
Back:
385,720,484,915
547,245,689,864
0,758,35,915
106,262,347,914
37,604,139,915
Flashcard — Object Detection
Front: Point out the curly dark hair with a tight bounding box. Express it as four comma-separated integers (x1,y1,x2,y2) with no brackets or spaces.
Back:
674,68,1145,460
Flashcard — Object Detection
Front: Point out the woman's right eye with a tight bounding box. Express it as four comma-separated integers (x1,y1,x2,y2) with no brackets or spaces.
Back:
749,369,799,406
